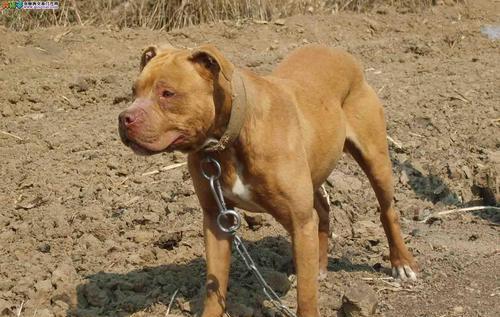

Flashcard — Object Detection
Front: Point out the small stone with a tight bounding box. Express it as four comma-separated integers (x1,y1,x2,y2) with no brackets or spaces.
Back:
34,279,53,294
1,104,15,117
81,233,102,249
462,166,473,179
400,170,410,185
229,302,254,317
155,232,183,250
101,74,118,84
143,212,160,223
127,230,155,243
106,158,119,170
327,171,363,193
341,282,378,317
113,95,130,104
468,234,479,241
147,201,165,215
452,306,464,314
83,284,109,307
37,243,51,253
274,18,286,26
36,308,54,317
243,212,265,230
262,271,291,294
69,77,90,92
177,298,191,313
0,299,13,315
51,261,79,299
410,229,422,237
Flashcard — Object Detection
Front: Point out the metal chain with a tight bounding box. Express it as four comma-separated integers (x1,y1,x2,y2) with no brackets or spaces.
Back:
200,156,297,317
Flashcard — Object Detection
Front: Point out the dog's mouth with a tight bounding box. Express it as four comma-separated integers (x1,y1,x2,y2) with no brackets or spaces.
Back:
121,131,187,156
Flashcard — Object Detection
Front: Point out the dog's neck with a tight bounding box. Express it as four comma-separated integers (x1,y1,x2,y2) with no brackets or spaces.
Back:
203,69,249,152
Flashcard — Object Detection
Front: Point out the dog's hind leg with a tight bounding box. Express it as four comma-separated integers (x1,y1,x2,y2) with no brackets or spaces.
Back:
314,189,330,280
342,83,418,280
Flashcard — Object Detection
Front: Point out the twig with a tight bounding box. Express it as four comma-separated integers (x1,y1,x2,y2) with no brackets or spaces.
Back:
452,88,471,103
16,300,24,317
361,277,394,281
377,85,386,94
165,288,179,316
70,0,83,26
320,184,331,209
409,132,424,138
386,135,403,149
142,162,187,176
0,130,23,141
420,206,500,223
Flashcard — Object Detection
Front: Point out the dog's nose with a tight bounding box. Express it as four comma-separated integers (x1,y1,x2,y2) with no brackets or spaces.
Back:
119,111,138,127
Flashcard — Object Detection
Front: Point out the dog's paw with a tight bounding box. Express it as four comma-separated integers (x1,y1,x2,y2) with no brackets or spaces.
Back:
392,265,417,281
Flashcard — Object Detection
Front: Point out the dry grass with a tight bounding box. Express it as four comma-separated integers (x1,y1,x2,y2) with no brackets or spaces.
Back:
1,0,466,31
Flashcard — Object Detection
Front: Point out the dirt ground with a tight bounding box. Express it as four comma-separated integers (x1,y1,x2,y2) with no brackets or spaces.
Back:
0,1,499,317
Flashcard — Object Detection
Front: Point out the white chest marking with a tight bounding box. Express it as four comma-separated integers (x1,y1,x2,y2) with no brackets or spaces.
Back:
232,174,252,201
222,158,264,213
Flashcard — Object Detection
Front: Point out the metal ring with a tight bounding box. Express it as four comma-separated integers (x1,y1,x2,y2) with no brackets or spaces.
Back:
216,209,241,234
200,157,222,180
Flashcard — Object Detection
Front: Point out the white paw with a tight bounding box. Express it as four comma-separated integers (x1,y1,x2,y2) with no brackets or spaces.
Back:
392,265,417,281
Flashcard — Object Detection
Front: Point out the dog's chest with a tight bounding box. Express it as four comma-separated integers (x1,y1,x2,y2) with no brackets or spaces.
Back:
221,163,264,213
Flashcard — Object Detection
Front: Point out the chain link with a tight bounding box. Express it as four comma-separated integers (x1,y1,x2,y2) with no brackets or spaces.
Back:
200,156,297,317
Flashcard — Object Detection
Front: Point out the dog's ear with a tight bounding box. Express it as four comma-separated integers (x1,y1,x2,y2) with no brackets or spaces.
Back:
140,45,158,71
190,44,234,82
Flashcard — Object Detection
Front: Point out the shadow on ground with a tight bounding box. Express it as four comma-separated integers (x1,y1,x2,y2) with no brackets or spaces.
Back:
69,236,373,317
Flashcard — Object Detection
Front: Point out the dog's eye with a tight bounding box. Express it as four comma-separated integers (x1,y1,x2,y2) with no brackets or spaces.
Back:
162,90,175,98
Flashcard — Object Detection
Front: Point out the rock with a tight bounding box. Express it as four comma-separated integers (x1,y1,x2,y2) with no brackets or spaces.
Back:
327,171,363,193
452,306,464,314
142,212,160,223
472,166,497,206
127,230,155,243
101,74,118,84
37,243,51,253
83,284,109,307
36,309,54,317
69,76,93,92
274,18,286,26
81,233,102,249
113,95,130,104
147,201,165,215
262,271,291,294
1,104,14,117
155,231,183,250
341,282,378,317
243,212,265,230
447,163,462,180
462,165,473,179
51,261,79,300
229,302,254,317
352,220,383,241
177,298,192,313
400,170,410,185
0,299,13,316
34,279,53,295
106,158,119,170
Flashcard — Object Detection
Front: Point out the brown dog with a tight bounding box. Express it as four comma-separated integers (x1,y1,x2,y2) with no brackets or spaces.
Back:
118,44,418,317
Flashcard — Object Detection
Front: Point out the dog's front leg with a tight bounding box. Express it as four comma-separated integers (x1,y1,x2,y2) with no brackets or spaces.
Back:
201,207,233,317
189,156,232,317
272,195,321,317
291,207,320,317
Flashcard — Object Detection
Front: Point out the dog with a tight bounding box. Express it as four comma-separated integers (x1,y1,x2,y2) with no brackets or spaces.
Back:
118,44,418,317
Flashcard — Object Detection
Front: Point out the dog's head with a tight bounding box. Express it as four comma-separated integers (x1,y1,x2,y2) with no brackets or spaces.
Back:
118,44,234,155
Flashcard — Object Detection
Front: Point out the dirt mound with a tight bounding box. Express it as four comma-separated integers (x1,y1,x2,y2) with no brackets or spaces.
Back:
0,1,499,316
